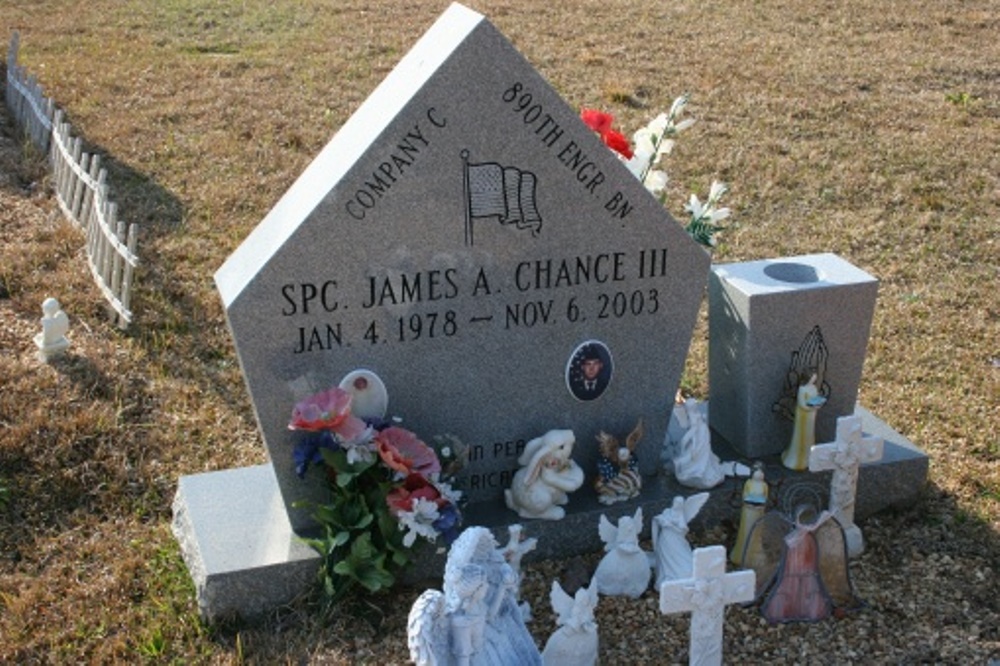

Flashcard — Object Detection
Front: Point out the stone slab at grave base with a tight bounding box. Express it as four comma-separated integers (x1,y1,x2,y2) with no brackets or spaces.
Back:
172,405,926,621
171,464,320,623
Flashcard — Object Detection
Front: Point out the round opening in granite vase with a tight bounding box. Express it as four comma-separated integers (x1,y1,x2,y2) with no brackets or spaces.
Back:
763,262,820,284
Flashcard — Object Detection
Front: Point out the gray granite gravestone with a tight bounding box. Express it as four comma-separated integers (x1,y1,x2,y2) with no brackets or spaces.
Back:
172,4,926,621
707,253,878,458
214,2,710,533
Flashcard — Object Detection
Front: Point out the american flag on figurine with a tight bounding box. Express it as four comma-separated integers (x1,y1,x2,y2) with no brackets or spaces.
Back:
462,150,542,246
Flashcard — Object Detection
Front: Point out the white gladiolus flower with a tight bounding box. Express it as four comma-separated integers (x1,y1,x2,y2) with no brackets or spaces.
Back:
644,169,669,197
708,180,728,204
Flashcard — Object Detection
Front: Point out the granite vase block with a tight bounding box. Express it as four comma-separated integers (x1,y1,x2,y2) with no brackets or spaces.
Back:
708,253,878,458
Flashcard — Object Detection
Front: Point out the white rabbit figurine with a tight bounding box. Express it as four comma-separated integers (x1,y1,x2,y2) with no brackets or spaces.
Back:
504,430,584,521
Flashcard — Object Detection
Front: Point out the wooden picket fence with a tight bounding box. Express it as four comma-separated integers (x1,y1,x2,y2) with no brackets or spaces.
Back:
5,31,139,329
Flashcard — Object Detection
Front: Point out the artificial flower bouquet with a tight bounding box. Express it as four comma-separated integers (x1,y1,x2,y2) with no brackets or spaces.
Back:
582,94,732,248
289,386,464,603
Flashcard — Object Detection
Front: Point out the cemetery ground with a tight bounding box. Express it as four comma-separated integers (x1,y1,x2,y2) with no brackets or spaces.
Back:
0,0,998,662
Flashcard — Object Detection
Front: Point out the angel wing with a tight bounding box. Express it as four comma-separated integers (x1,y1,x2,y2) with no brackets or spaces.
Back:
813,516,864,612
598,514,618,551
741,511,793,600
550,580,575,627
407,589,447,666
683,492,710,524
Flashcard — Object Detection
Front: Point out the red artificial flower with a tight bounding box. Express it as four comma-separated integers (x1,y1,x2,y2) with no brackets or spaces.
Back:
581,108,614,135
288,386,368,440
602,129,634,159
376,426,442,479
386,473,444,514
581,108,634,159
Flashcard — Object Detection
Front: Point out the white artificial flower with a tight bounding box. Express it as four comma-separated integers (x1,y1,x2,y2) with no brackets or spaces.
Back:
625,152,650,179
341,425,375,464
434,480,463,504
708,180,728,204
685,192,707,219
398,497,441,547
644,169,669,197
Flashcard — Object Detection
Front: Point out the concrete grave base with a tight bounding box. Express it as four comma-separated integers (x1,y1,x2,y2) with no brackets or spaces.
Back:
173,404,927,621
171,464,321,623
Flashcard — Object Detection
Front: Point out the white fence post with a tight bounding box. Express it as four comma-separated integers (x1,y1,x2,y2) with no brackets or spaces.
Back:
6,31,139,328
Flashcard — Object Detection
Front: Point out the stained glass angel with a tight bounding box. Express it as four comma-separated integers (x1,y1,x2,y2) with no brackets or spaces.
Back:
740,505,863,624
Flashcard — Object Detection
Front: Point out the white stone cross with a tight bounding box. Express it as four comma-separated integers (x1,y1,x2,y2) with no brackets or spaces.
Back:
809,414,884,558
659,545,755,666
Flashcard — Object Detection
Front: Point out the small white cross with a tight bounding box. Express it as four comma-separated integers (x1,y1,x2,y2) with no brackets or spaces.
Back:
659,545,755,666
809,414,884,558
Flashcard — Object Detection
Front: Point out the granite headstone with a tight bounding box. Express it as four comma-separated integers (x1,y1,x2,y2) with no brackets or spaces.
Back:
215,2,710,532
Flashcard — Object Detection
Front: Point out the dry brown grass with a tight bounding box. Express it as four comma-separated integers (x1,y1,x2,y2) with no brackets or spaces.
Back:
1,0,997,662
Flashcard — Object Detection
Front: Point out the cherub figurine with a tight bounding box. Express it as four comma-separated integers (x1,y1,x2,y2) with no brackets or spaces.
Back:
742,505,863,624
407,527,542,665
593,507,651,598
541,579,599,666
34,297,70,362
504,430,584,520
667,398,750,489
651,492,710,588
594,419,644,505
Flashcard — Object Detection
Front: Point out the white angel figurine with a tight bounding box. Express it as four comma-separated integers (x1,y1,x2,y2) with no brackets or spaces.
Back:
541,579,599,666
593,507,651,598
669,399,750,489
504,430,584,520
407,527,542,666
651,492,710,589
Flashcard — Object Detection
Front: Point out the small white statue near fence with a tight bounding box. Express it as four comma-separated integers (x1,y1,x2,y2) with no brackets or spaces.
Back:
35,297,70,362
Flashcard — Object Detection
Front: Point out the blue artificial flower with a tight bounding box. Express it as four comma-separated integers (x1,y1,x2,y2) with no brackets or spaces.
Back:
433,502,462,545
293,430,338,478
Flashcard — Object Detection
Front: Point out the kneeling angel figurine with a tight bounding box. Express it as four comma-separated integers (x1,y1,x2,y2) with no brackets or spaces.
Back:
666,398,749,489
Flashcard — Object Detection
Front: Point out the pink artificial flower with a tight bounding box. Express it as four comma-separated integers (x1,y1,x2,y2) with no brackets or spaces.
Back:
581,108,614,135
288,386,368,441
386,473,444,514
376,426,442,479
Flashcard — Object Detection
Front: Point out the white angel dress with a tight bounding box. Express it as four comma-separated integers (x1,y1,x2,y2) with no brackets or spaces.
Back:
651,493,710,589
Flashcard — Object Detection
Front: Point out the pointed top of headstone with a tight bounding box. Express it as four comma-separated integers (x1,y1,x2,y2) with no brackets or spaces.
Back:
216,3,710,531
